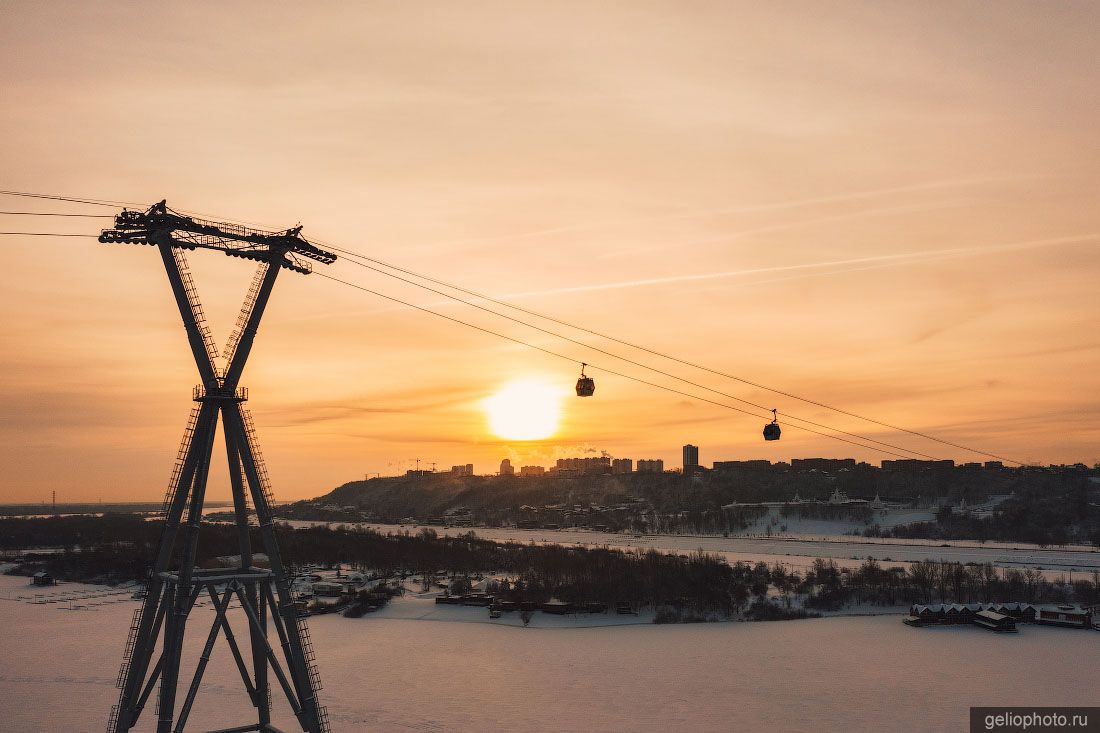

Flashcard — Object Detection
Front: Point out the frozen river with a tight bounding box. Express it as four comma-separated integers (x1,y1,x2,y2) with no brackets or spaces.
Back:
1,574,1097,732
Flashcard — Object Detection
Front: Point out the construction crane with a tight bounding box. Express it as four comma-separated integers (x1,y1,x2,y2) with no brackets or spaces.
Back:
101,201,335,733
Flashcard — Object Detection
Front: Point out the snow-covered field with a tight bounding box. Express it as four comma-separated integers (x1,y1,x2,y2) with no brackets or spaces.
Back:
1,573,1097,733
732,506,938,534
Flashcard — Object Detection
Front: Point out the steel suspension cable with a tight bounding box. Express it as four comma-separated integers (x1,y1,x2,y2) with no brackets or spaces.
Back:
0,231,99,237
313,270,923,460
0,211,114,217
330,253,939,460
323,243,1023,465
0,189,140,208
0,188,1023,463
0,225,936,459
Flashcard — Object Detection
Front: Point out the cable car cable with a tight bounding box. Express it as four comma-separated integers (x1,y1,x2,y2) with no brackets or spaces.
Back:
0,211,114,217
0,230,924,459
0,231,99,237
313,270,925,460
0,188,1025,463
323,243,1022,465
0,190,139,208
328,252,940,460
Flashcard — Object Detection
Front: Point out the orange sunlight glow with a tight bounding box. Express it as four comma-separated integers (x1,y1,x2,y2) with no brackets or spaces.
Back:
483,379,564,441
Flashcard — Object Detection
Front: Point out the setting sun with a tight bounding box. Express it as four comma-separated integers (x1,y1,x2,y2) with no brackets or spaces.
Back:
483,379,564,441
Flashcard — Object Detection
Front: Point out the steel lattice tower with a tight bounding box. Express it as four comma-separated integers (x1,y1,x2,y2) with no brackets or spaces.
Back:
101,201,336,733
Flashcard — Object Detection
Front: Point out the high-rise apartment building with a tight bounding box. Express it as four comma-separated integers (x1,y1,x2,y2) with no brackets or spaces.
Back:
683,444,699,472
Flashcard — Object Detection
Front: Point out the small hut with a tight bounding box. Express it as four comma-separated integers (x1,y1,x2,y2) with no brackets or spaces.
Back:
973,610,1017,633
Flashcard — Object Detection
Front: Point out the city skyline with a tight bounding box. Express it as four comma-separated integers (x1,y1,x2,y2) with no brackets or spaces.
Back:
369,448,1081,482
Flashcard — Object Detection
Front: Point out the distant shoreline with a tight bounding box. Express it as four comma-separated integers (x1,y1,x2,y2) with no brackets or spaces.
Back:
0,501,233,516
356,520,1100,555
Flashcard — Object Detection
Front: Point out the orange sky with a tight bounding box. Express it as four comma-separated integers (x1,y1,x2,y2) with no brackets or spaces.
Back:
1,2,1098,503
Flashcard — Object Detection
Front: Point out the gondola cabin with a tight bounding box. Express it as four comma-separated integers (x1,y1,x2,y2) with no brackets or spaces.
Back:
575,363,595,397
763,409,781,441
973,610,1018,633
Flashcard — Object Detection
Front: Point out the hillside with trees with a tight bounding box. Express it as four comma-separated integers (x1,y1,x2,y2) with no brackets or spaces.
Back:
283,463,1100,546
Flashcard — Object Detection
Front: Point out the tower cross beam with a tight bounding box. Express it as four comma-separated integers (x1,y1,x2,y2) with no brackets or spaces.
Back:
99,200,337,275
102,202,335,733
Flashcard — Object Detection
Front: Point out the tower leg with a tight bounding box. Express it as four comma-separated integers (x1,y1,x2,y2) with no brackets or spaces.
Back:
112,404,220,732
224,425,270,727
225,403,327,733
158,408,220,732
255,579,270,725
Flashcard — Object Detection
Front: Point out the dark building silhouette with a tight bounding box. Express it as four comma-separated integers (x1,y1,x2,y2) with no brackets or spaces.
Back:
881,459,955,470
792,458,856,471
611,458,633,474
555,457,611,474
683,444,699,473
713,459,772,471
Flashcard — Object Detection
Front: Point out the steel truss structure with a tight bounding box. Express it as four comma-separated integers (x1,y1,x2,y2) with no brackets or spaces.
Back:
101,201,336,733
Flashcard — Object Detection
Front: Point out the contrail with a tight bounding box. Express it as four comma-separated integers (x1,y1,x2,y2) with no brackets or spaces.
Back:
431,174,1037,249
490,233,1098,300
597,199,971,260
342,233,1097,326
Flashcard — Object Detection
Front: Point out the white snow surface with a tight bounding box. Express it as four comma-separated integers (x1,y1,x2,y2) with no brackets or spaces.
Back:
1,574,1097,733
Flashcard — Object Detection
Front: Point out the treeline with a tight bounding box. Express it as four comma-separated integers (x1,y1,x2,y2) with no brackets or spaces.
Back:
283,526,743,616
2,516,750,616
4,517,1098,621
797,558,1100,609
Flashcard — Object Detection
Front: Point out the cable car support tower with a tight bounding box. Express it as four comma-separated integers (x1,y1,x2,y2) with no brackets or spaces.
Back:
101,201,336,733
